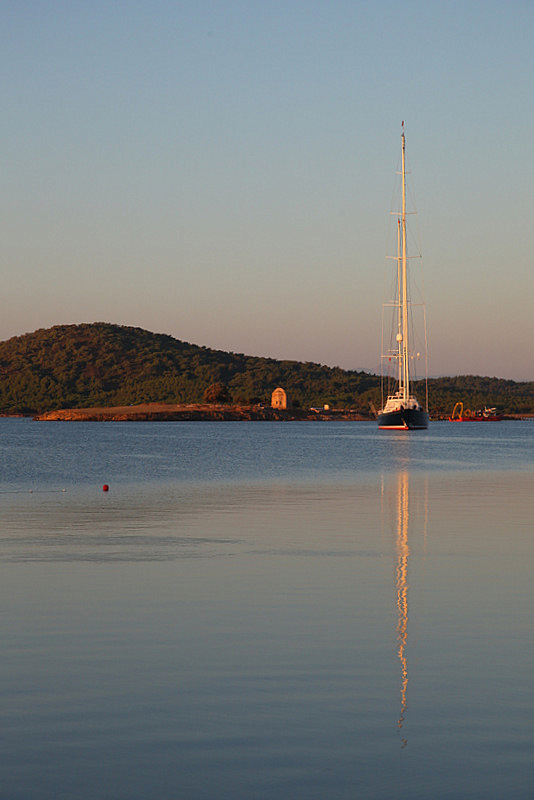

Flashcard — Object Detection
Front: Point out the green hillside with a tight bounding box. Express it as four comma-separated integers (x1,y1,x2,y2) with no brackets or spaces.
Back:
0,322,533,416
0,323,380,414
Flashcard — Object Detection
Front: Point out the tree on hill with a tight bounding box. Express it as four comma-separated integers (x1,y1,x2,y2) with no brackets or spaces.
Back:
203,382,231,404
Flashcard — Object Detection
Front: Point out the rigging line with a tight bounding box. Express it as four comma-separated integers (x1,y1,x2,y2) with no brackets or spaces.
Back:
423,305,429,411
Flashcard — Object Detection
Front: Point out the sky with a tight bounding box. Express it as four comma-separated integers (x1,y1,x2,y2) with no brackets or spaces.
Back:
2,0,533,379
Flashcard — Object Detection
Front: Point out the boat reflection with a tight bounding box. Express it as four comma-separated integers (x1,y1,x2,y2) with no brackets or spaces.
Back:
384,470,428,748
395,470,410,747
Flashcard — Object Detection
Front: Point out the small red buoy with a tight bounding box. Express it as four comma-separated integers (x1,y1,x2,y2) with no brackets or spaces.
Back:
102,484,109,492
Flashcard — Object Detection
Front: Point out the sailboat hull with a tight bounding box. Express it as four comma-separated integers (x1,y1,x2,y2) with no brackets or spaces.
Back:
378,408,429,430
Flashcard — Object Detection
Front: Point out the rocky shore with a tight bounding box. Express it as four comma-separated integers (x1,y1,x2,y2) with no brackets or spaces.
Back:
34,403,370,422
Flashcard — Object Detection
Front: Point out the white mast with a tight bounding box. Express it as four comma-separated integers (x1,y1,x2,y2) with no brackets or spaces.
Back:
400,128,410,402
396,218,403,386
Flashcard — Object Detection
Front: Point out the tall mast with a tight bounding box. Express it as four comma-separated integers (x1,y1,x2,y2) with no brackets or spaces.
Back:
401,128,410,401
396,218,403,386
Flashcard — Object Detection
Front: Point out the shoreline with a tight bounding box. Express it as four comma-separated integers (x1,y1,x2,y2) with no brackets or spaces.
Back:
32,403,371,422
1,403,522,422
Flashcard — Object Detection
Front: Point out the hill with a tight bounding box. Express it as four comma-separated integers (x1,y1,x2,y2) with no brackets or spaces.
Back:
0,323,380,415
1,322,533,416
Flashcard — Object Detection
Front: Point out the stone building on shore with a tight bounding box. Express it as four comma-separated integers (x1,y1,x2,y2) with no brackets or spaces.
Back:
271,387,290,410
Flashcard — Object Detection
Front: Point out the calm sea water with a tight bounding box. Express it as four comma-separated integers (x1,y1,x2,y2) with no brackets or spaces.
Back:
2,418,534,799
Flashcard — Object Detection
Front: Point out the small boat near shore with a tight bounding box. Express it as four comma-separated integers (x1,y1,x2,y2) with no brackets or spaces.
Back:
449,402,503,421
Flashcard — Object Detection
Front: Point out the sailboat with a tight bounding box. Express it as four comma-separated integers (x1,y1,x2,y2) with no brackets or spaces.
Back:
377,125,429,430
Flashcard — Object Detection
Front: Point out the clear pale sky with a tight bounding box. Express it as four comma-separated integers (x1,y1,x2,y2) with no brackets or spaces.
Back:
2,1,533,379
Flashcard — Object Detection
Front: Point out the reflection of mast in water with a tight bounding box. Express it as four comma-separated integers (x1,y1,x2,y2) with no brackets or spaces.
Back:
395,471,410,747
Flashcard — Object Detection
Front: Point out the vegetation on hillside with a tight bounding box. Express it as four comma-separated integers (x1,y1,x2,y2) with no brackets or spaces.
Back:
0,323,379,414
0,322,533,416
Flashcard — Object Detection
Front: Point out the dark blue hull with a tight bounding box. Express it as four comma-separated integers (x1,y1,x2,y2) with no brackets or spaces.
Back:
378,408,429,430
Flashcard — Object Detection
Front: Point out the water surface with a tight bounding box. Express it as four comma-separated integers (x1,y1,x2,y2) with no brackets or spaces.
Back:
1,419,534,798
